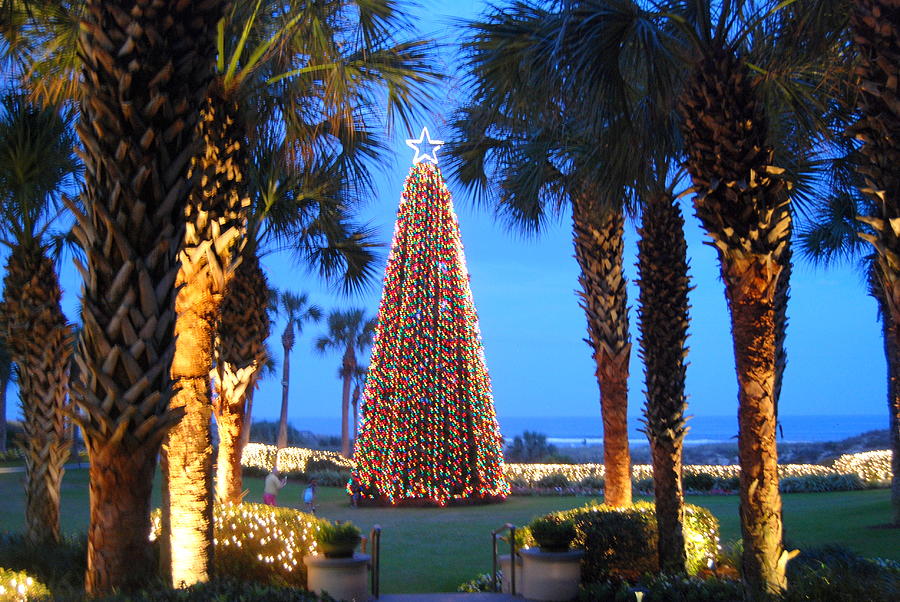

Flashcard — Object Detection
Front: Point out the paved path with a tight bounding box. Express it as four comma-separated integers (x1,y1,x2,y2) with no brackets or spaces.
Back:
377,590,643,601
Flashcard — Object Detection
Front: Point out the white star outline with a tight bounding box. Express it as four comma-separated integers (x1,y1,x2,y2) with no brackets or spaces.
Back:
405,126,444,165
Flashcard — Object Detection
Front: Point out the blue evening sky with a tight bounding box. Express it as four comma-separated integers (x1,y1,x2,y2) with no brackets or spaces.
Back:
6,2,886,438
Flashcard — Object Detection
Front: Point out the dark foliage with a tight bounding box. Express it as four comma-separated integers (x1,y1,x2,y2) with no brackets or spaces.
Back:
506,431,559,463
0,532,87,598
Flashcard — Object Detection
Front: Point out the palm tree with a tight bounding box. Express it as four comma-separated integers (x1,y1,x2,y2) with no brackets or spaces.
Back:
276,291,322,451
0,94,76,544
0,336,11,453
447,2,647,509
66,0,221,593
847,0,900,527
161,0,435,583
635,170,691,573
653,0,844,591
316,309,376,458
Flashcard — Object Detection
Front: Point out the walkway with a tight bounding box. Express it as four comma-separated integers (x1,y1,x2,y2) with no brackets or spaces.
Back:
377,594,523,602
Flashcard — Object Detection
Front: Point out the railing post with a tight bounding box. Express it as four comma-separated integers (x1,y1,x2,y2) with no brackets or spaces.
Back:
370,524,382,598
492,531,499,592
509,525,517,596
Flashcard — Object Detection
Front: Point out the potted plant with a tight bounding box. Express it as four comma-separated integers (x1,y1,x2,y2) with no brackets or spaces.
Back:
316,520,362,558
520,514,583,601
528,515,576,552
304,520,370,600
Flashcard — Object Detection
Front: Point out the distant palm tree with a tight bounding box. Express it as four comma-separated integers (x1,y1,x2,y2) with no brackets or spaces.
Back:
0,94,77,544
276,291,322,451
351,366,367,442
316,309,376,457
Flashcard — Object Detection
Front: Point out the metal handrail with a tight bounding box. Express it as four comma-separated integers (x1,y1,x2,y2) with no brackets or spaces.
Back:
369,524,382,598
490,523,518,595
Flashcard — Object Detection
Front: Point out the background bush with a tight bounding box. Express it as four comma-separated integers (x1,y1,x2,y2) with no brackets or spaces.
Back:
101,578,325,601
535,473,570,488
0,533,86,598
778,473,865,493
554,501,719,582
784,545,900,602
306,469,351,487
0,567,51,601
151,503,321,589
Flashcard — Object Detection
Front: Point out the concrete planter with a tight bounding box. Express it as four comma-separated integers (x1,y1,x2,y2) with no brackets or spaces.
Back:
520,548,583,602
304,553,370,601
499,552,524,594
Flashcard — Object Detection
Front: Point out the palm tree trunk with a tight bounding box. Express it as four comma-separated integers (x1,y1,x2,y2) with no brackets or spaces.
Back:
849,0,900,527
214,396,244,503
636,190,690,573
877,290,900,525
0,380,6,453
352,384,360,443
72,0,222,594
161,293,216,587
724,256,792,592
241,387,255,450
215,245,269,499
341,350,354,458
86,447,158,593
2,245,73,544
277,333,292,451
572,200,632,508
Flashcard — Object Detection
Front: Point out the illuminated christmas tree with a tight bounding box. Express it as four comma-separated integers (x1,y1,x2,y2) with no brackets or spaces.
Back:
350,128,509,505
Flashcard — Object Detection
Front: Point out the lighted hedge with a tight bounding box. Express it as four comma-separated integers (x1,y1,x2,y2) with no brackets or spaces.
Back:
241,444,893,488
151,502,322,588
550,500,719,581
0,568,50,601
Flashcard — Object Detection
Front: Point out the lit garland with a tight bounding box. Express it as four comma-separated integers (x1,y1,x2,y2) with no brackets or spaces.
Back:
0,569,49,601
150,502,321,587
240,443,353,473
350,162,509,505
833,450,892,483
241,444,892,487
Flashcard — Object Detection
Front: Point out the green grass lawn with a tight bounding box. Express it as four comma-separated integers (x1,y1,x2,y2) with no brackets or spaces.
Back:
0,468,896,593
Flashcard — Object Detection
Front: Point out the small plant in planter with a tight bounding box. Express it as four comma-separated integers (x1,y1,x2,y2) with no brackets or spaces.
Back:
528,514,576,553
316,520,362,558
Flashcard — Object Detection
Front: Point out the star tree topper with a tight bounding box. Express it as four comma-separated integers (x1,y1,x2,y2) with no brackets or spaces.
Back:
406,126,444,165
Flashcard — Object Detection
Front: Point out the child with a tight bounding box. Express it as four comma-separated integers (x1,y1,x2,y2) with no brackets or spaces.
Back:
264,468,287,506
303,478,317,513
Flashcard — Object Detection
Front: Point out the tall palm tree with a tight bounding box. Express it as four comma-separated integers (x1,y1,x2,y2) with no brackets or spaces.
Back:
0,336,11,453
847,0,900,527
212,126,382,501
315,309,376,458
66,0,221,593
0,94,76,544
161,0,435,583
276,291,322,451
635,170,691,573
447,2,644,509
661,0,844,591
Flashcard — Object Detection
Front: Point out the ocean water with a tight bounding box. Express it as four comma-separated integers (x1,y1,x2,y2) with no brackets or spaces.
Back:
291,413,886,446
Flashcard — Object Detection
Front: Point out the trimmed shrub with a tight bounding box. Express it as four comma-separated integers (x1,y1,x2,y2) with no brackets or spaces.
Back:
102,577,324,601
0,533,86,598
0,568,51,601
529,515,576,552
556,501,719,582
151,503,321,588
641,574,746,602
535,473,570,488
778,473,865,493
784,545,900,602
633,477,654,492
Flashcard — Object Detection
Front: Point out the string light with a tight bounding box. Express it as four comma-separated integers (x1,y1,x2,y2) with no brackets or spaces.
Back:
349,161,509,505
